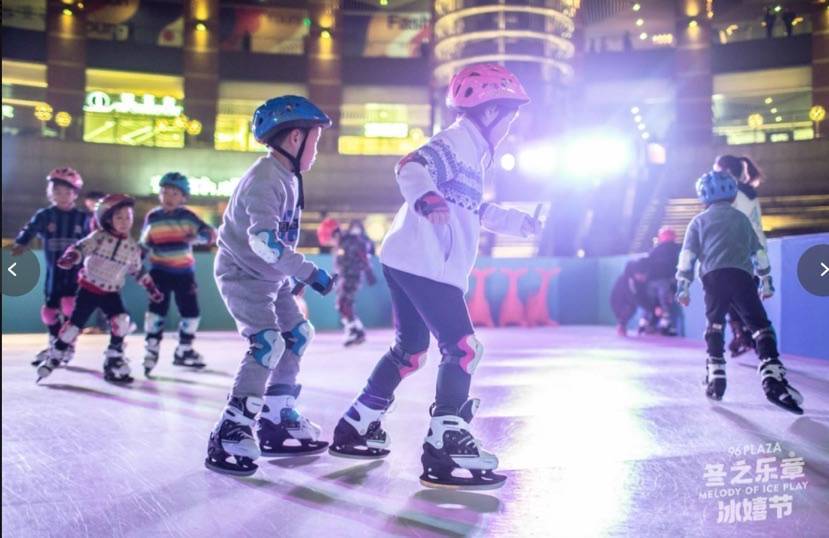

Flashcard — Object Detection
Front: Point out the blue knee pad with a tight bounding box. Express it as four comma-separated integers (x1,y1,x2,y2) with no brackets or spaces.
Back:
249,329,286,369
282,320,315,357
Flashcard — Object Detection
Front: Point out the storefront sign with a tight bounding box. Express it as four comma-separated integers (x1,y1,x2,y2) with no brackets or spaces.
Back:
84,91,183,117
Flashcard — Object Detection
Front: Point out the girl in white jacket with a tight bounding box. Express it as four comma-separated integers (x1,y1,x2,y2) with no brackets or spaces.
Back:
714,154,768,356
329,64,542,490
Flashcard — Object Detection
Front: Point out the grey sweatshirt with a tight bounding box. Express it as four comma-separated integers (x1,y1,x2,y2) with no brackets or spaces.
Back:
216,154,316,282
676,201,770,282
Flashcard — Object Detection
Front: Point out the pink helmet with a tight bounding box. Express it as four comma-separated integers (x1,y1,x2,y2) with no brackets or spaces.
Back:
446,63,530,110
657,226,677,244
47,167,83,191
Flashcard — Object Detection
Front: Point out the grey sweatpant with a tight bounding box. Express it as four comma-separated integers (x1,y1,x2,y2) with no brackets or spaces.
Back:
215,253,306,399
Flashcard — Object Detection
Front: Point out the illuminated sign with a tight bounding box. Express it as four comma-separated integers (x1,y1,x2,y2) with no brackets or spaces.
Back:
364,122,409,138
2,105,13,119
84,91,183,117
151,174,239,197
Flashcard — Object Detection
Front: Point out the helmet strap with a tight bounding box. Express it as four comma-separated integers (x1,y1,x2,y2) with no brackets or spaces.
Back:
273,128,310,209
468,106,513,169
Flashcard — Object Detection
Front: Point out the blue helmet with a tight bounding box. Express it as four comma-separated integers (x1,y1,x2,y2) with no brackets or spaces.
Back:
696,170,737,205
252,96,332,144
159,171,190,197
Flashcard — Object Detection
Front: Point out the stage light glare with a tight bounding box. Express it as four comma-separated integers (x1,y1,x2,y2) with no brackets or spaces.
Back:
577,249,586,258
563,134,631,178
500,153,517,171
518,144,557,177
634,115,643,123
630,106,640,114
636,19,644,27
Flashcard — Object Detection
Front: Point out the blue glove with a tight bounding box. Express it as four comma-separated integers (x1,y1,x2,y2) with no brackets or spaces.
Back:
301,267,337,296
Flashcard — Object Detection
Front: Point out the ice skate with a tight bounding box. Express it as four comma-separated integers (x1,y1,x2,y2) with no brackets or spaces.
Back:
35,347,68,383
758,357,804,415
419,399,506,491
205,396,263,476
703,357,727,401
258,385,328,457
103,347,133,384
342,319,366,347
173,344,206,369
32,335,57,366
143,337,160,377
329,396,392,459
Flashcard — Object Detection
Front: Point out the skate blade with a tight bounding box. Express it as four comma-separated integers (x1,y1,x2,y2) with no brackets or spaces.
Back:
204,459,258,477
328,446,390,460
418,476,506,491
768,397,804,415
173,362,207,369
261,442,329,458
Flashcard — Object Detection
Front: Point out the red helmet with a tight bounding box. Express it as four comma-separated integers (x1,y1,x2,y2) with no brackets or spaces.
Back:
94,194,135,231
47,167,83,190
317,217,340,247
657,226,677,244
446,63,530,110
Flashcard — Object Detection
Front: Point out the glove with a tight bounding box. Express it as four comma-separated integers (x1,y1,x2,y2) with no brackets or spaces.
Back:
57,247,82,270
675,278,691,307
520,213,543,237
759,275,774,300
11,243,26,256
139,274,165,303
301,267,337,296
414,192,450,225
365,268,378,286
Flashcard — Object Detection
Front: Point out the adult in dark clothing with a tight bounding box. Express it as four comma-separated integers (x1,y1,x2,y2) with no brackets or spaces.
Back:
335,219,377,346
646,226,681,336
610,257,653,336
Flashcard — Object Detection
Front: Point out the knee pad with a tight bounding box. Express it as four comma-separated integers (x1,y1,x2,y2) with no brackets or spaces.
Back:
110,313,132,337
145,312,165,335
41,306,60,326
179,317,200,336
249,329,286,369
282,320,314,357
753,327,776,343
58,323,80,345
387,344,428,379
60,296,75,317
440,334,484,375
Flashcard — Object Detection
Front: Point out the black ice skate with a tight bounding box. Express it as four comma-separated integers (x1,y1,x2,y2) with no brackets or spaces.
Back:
329,397,391,459
143,337,160,377
173,344,206,369
343,319,366,347
704,357,727,401
35,347,68,383
258,385,329,457
103,348,134,384
728,321,755,358
758,357,804,415
205,396,263,477
419,399,506,491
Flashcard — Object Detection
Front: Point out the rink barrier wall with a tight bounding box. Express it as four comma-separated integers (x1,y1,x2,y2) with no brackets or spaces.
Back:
3,233,826,360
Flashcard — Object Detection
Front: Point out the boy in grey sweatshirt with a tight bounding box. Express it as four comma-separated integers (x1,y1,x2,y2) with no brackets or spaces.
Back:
205,96,337,476
676,171,803,415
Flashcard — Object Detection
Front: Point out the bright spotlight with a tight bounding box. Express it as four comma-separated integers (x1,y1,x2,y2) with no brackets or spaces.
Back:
500,153,517,171
518,144,557,177
562,133,631,178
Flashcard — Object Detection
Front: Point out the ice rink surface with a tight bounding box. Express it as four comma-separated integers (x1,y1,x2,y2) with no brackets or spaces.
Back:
3,327,828,537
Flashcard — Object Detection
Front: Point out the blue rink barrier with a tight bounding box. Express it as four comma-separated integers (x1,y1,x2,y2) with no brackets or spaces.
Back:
3,233,826,360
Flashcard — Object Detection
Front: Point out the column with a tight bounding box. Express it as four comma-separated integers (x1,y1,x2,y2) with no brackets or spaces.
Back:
46,0,87,140
306,0,342,153
674,0,713,144
183,0,219,145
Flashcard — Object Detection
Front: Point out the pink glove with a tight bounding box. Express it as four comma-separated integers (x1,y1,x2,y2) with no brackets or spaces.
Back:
414,192,450,225
57,247,82,270
139,274,165,303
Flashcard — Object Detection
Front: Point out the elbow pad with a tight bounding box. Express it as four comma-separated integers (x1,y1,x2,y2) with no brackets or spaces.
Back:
249,229,285,264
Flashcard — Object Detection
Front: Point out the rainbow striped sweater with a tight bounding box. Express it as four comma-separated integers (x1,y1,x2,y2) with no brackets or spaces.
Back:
140,206,216,273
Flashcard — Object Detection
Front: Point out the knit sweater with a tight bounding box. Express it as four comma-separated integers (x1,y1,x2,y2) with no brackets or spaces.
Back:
380,116,532,293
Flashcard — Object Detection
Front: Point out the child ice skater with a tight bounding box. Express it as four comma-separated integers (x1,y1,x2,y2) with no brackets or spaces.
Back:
140,172,217,376
205,96,337,476
36,194,164,384
714,155,768,356
328,64,542,490
335,219,377,347
675,171,803,414
13,168,90,366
